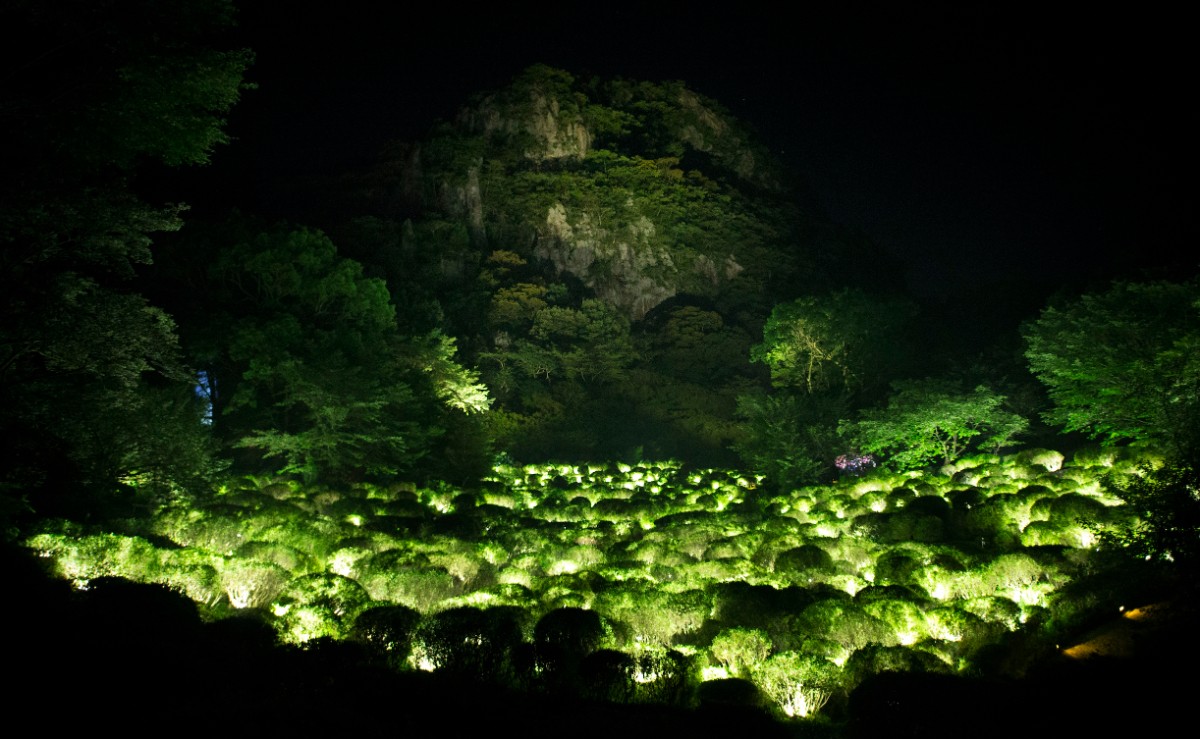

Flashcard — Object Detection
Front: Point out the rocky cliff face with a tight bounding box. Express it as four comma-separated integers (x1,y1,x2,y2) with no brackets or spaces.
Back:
461,87,593,162
538,203,677,319
672,87,780,190
404,64,802,321
281,66,893,462
318,64,891,462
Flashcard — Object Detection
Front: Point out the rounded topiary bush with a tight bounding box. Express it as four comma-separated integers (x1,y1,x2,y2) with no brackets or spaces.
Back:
886,510,946,543
594,583,710,648
356,549,460,612
411,605,526,683
951,467,987,486
945,486,985,512
254,517,344,561
905,495,951,520
705,533,762,561
579,648,638,703
696,677,767,709
873,551,924,586
1070,445,1121,468
217,558,290,609
1036,492,1113,526
710,582,822,641
631,648,697,706
534,606,610,657
791,599,890,652
773,544,835,575
980,552,1048,591
153,505,248,555
885,487,919,509
854,583,931,605
1014,448,1065,472
349,603,422,670
234,541,317,573
845,644,951,685
960,497,1024,549
531,606,611,694
709,627,772,677
1020,519,1086,548
67,577,210,705
751,650,845,719
270,572,373,644
82,575,203,643
960,596,1024,630
26,532,163,583
848,511,887,539
923,605,1002,650
861,598,930,646
154,560,225,609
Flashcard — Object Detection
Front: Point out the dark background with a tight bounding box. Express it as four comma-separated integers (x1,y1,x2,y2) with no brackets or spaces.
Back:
180,2,1196,317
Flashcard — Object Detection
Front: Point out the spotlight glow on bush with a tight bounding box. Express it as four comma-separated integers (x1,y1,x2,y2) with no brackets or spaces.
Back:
21,446,1149,723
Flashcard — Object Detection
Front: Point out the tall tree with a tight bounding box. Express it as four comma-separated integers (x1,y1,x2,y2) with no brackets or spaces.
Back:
734,289,916,486
1022,278,1200,452
840,379,1028,471
0,0,253,521
156,219,490,484
1025,279,1200,577
751,289,916,398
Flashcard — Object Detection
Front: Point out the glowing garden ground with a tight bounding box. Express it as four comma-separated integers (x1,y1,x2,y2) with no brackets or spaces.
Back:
23,447,1166,725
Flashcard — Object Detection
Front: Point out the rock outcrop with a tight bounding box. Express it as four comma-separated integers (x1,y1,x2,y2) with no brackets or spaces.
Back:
400,64,800,320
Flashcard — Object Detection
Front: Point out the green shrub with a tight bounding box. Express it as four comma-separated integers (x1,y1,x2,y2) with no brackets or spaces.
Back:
411,605,526,683
959,596,1023,630
696,678,767,709
630,648,697,706
845,644,950,686
217,557,290,609
349,603,422,669
872,551,924,586
709,627,772,677
25,532,164,583
773,544,835,579
595,584,710,647
791,599,890,652
154,562,224,608
1012,448,1065,471
861,598,929,646
923,605,1001,648
358,565,459,613
1040,492,1113,526
579,649,638,704
709,582,822,642
271,572,374,643
234,540,317,573
535,606,611,656
751,650,844,718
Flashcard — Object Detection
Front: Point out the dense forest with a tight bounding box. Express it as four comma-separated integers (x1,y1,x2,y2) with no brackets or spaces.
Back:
3,2,1198,735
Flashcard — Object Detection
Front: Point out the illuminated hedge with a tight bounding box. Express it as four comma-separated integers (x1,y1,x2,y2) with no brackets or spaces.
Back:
21,448,1160,723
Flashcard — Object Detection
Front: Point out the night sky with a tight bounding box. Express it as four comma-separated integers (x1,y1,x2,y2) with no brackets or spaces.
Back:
184,3,1196,323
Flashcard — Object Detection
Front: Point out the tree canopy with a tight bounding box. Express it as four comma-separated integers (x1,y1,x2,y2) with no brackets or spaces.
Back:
751,289,916,397
733,289,917,486
153,219,490,484
1022,278,1200,451
841,379,1028,471
0,0,253,519
319,64,904,463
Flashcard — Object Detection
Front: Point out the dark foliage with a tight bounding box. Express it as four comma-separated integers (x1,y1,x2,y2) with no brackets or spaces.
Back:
1101,459,1200,572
